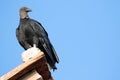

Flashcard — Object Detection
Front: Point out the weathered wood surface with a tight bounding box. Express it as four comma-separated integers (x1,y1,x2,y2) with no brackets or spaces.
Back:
0,48,53,80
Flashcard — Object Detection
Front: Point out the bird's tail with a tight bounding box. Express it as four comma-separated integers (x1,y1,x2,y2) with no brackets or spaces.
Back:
50,43,59,63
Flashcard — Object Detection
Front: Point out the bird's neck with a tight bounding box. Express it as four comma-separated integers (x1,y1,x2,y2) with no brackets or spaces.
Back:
20,17,29,20
20,16,29,19
20,18,29,25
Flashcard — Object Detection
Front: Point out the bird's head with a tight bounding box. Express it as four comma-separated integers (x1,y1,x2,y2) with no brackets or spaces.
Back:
19,7,32,19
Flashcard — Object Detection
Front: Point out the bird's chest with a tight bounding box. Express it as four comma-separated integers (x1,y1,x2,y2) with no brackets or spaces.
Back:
20,23,35,38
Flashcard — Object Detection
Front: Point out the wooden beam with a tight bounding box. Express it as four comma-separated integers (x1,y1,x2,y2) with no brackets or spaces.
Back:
0,52,53,80
18,70,43,80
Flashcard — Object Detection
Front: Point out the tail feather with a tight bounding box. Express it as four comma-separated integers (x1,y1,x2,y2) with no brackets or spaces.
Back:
50,44,59,63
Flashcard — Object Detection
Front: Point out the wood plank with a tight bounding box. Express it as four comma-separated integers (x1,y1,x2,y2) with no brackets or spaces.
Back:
18,70,43,80
0,52,44,80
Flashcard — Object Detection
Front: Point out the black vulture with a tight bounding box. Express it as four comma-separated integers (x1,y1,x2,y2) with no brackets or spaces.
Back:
16,7,59,70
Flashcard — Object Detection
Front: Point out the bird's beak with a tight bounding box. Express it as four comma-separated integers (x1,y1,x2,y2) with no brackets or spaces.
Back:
26,8,32,12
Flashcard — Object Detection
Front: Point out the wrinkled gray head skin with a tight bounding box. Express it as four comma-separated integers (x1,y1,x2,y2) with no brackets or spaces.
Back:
19,7,32,19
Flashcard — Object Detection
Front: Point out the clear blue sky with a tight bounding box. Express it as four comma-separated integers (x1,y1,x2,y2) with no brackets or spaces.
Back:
0,0,120,80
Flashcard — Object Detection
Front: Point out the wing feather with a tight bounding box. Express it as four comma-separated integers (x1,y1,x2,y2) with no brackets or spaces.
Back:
29,19,59,63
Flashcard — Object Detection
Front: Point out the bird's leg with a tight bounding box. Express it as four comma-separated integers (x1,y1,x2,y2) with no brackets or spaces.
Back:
33,36,39,48
33,44,36,48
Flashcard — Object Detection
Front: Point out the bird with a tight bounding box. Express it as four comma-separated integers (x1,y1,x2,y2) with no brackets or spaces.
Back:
16,7,59,70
